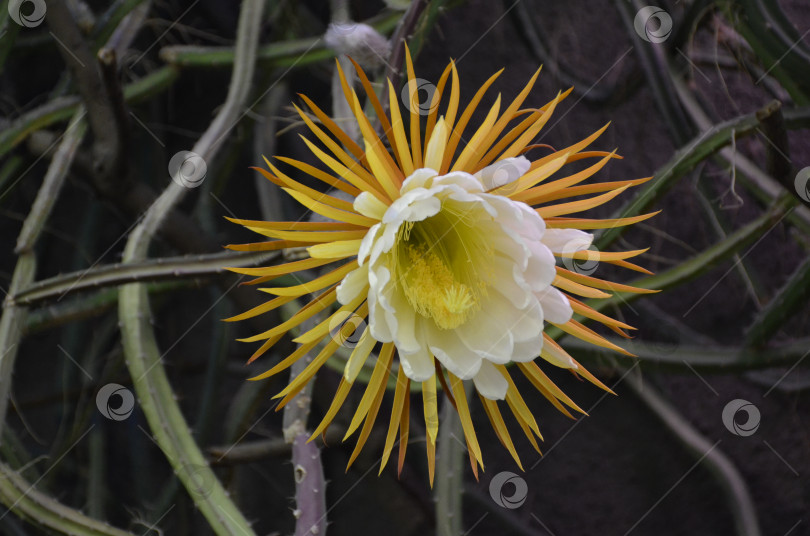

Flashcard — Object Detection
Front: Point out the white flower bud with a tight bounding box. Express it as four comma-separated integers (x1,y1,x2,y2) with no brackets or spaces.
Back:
324,22,390,68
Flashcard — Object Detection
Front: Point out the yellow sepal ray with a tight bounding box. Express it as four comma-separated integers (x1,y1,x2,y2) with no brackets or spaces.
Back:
510,151,616,203
346,346,394,469
292,103,379,189
491,151,569,197
379,367,409,475
450,94,502,172
555,247,648,263
496,91,562,161
386,78,415,177
299,136,386,201
423,62,453,157
473,67,542,168
297,93,366,163
248,337,322,381
274,338,343,409
529,122,610,172
552,274,612,299
275,155,361,197
550,319,635,356
422,375,438,445
292,293,366,345
397,392,411,476
260,260,358,297
257,160,356,213
404,44,423,168
571,356,615,394
224,295,296,323
517,361,586,415
536,184,630,218
227,218,363,231
308,239,364,259
424,117,448,171
243,227,368,243
480,396,523,470
344,326,377,383
309,378,353,441
556,266,659,294
447,372,484,470
522,176,651,205
567,296,636,331
347,57,401,169
497,365,542,439
282,187,375,227
226,256,338,278
442,68,503,168
476,88,572,170
239,286,337,343
544,211,660,229
344,343,395,441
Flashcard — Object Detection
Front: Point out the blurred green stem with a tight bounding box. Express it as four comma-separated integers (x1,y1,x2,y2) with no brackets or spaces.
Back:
117,0,265,533
436,390,465,536
11,249,281,306
0,461,135,536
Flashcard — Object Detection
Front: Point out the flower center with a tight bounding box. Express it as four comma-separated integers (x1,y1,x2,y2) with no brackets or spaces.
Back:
393,201,489,330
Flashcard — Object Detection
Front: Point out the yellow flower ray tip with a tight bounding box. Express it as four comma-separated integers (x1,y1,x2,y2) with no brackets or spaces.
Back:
225,53,656,483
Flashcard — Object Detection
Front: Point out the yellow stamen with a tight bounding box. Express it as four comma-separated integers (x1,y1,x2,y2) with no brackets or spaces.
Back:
402,245,478,330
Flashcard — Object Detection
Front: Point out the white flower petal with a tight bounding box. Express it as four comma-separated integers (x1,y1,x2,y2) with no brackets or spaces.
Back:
400,168,438,193
525,241,556,290
367,265,393,342
537,286,573,324
541,228,593,254
511,337,544,362
353,191,388,220
358,223,381,266
336,264,369,305
399,333,435,381
428,325,482,379
473,360,509,400
474,156,531,192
